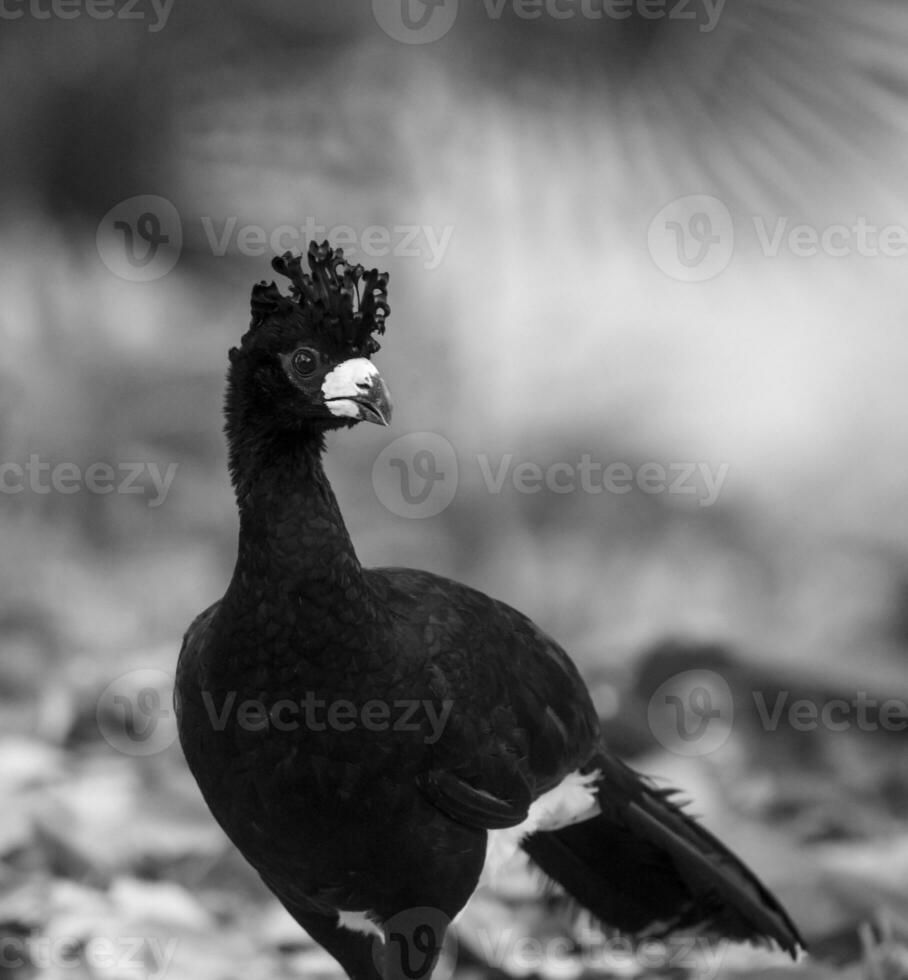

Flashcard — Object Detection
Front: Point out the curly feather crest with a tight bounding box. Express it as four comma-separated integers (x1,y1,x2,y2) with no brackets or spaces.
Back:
248,240,389,355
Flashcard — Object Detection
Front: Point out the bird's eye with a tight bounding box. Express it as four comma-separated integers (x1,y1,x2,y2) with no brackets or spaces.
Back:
291,348,318,376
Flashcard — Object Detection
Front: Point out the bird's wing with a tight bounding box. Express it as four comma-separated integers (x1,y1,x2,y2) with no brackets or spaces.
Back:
523,749,806,955
367,566,602,830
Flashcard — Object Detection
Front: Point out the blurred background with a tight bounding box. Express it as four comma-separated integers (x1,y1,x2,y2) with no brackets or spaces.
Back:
3,1,908,977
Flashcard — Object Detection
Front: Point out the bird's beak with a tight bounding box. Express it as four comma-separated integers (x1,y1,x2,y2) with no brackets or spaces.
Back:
322,358,393,427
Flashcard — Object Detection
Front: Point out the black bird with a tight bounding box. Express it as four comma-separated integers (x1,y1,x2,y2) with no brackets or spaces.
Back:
175,242,805,980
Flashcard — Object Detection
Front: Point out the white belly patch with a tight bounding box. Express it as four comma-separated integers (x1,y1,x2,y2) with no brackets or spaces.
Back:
482,769,601,886
337,909,383,939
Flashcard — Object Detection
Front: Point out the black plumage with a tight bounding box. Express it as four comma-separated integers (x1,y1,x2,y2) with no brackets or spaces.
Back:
175,242,804,980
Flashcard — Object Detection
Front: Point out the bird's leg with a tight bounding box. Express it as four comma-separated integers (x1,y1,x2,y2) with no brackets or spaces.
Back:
381,906,452,980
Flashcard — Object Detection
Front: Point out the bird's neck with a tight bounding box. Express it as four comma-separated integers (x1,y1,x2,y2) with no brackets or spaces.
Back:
229,432,369,607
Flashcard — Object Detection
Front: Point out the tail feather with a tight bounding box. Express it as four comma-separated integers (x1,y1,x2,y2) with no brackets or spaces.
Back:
521,756,804,958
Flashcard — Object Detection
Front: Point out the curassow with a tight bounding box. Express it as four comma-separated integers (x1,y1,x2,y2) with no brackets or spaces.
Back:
175,242,805,980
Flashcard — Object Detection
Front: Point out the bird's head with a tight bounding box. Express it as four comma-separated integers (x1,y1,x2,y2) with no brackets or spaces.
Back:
226,241,393,447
